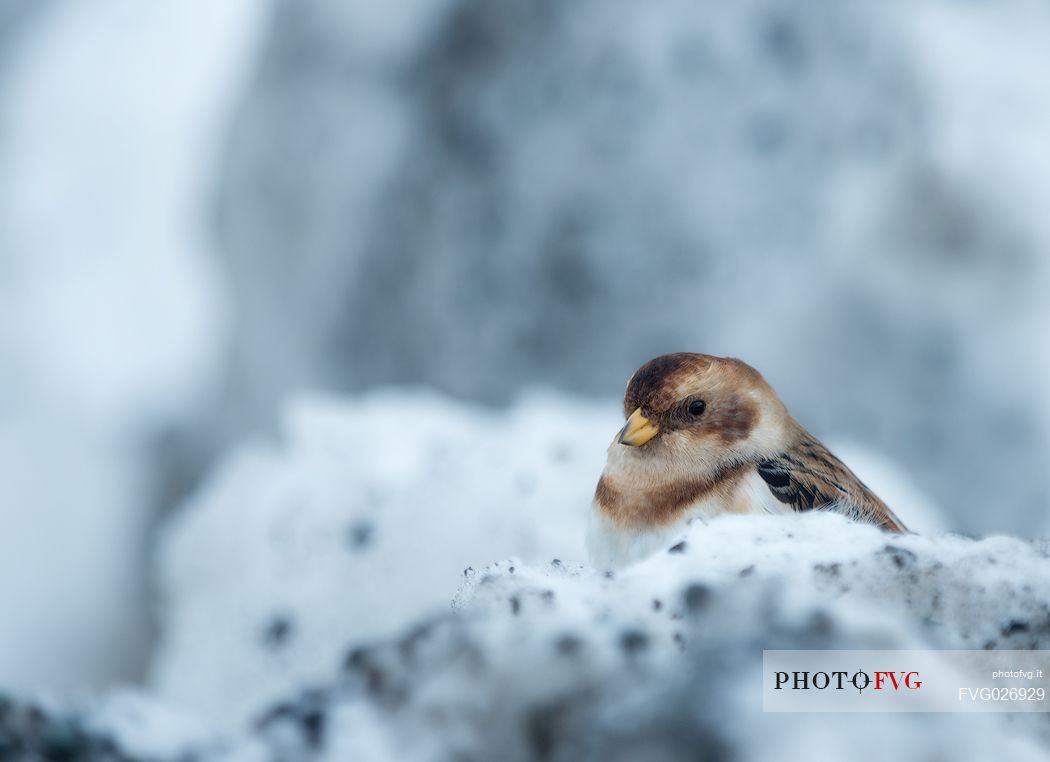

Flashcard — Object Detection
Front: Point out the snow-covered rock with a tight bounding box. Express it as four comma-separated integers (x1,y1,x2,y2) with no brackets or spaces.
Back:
0,690,220,762
6,382,1049,759
245,514,1050,762
151,390,620,727
27,512,1050,761
151,388,995,747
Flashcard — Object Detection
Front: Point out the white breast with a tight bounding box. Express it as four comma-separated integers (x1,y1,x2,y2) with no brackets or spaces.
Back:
586,467,789,570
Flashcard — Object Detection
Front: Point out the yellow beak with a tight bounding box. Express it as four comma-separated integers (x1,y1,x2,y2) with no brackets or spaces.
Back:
617,407,660,447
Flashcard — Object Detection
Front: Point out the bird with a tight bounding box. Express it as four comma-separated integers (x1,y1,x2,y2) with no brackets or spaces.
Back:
587,352,907,569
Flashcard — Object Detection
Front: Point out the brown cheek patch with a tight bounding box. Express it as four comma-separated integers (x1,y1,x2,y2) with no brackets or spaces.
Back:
708,396,758,445
596,466,749,528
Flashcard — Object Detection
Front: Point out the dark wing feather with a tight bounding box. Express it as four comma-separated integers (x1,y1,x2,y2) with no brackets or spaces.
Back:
757,432,907,533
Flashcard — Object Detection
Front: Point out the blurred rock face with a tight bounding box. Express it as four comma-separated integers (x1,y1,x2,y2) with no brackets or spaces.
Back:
217,0,913,400
213,0,1049,533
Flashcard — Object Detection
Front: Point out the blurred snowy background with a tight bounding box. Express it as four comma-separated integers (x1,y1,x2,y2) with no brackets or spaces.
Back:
2,0,1050,757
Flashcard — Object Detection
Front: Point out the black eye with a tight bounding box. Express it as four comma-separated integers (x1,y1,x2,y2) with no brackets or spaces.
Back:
688,400,706,417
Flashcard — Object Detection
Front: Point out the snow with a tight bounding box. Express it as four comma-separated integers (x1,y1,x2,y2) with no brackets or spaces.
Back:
17,518,1050,761
145,389,1050,758
0,0,266,690
151,390,618,727
86,690,220,760
1,390,1047,759
227,512,1050,760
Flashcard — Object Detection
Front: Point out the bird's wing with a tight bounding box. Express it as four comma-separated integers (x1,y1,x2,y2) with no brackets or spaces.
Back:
756,432,907,533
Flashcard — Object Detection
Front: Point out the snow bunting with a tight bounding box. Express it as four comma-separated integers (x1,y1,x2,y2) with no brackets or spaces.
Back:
588,353,906,569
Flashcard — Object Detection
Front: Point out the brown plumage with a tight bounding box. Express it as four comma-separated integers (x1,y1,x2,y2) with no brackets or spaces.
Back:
594,463,751,528
754,428,906,532
588,353,906,568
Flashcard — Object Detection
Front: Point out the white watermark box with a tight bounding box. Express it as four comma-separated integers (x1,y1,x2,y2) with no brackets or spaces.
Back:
763,650,1050,712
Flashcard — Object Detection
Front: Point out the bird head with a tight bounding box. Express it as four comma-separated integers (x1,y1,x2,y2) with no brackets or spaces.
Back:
611,353,791,480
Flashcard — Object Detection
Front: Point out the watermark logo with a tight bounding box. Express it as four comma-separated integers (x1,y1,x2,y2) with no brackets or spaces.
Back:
763,650,1049,712
773,670,923,692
